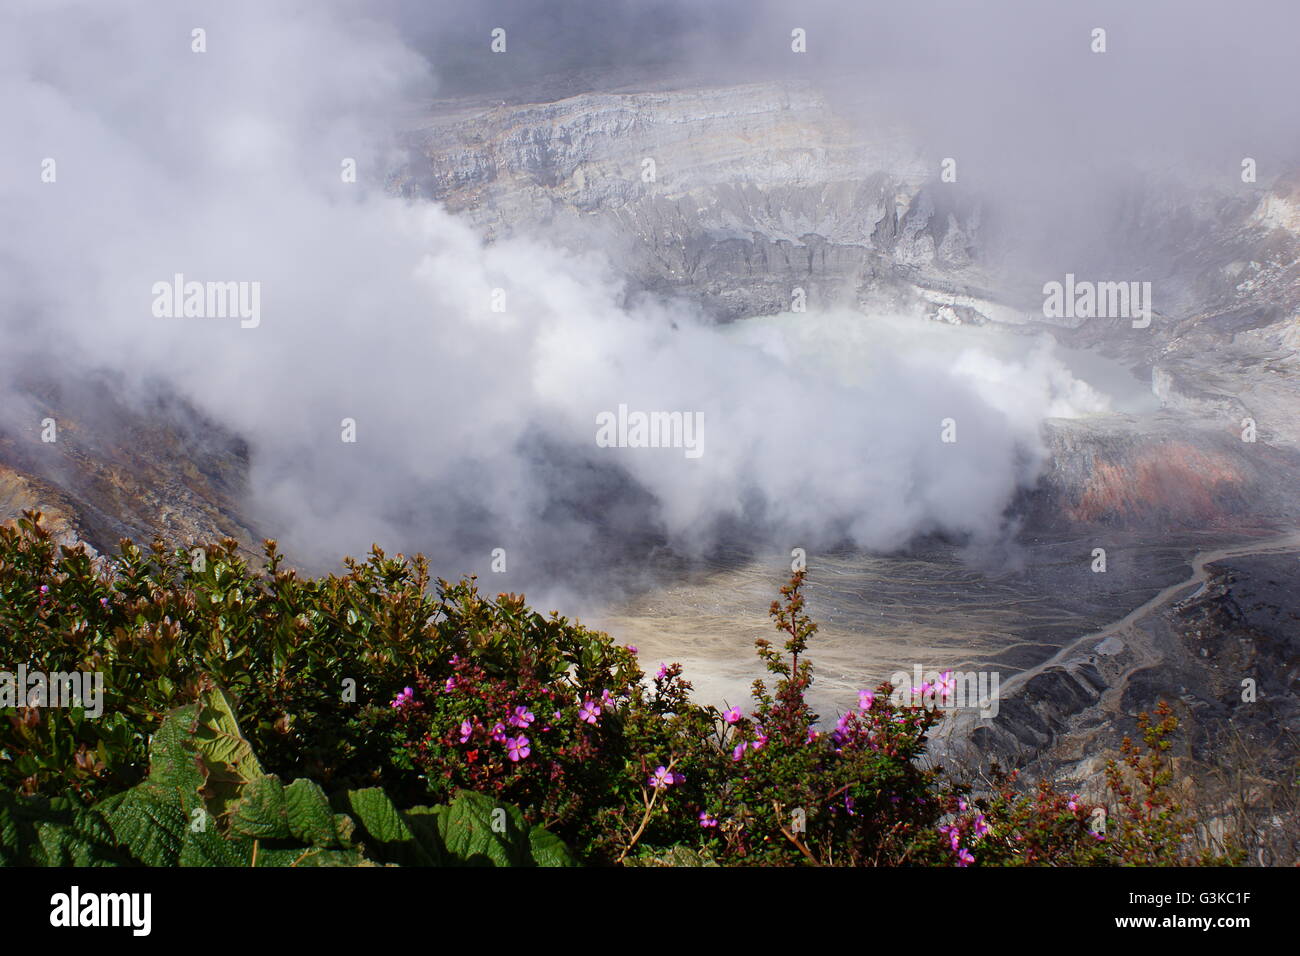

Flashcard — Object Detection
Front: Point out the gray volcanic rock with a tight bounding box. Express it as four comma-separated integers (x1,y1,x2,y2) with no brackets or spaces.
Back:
931,541,1300,847
395,81,990,320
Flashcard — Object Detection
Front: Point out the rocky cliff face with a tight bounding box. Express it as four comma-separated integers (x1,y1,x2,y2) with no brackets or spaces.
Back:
932,545,1300,862
0,366,254,554
396,81,988,320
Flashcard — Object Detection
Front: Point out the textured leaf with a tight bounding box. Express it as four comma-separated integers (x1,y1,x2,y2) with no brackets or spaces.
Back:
340,787,439,866
99,787,187,867
283,778,342,847
178,824,253,867
527,823,580,867
0,793,124,867
426,791,543,867
191,684,262,817
229,774,291,840
146,703,205,805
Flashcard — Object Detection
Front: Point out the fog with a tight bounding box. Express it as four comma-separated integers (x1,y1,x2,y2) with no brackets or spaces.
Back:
1,0,1293,606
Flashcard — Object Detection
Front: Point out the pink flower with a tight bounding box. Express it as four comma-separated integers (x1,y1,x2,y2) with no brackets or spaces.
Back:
648,766,682,788
444,676,457,692
626,645,638,654
458,719,473,743
600,689,615,708
508,705,534,729
956,848,974,867
1067,794,1080,812
732,743,746,762
491,722,507,742
939,824,961,851
506,736,531,762
937,671,956,701
723,706,741,724
698,811,718,828
390,687,414,709
656,663,669,680
858,689,875,710
578,699,601,724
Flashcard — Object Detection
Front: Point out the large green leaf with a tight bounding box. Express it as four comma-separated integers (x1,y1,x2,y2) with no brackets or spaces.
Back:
284,779,348,847
424,791,578,867
0,793,125,867
528,822,581,868
97,787,188,867
338,787,440,866
145,703,205,805
230,775,349,848
191,684,262,817
229,774,291,840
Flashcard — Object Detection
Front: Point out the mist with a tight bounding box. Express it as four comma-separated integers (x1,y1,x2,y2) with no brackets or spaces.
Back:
2,0,1286,608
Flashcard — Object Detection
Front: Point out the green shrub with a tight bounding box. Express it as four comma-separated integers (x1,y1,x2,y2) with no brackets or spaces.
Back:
0,511,1220,866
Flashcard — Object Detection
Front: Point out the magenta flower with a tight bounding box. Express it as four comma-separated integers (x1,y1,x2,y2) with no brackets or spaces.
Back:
444,676,457,692
578,699,601,724
390,687,414,709
732,742,746,762
858,689,875,710
506,736,531,762
751,728,768,751
956,848,974,867
39,585,49,595
600,689,615,708
648,766,683,788
938,824,960,850
626,645,638,654
1067,794,1080,812
491,722,507,742
458,720,473,743
656,663,669,680
698,811,718,828
508,705,534,729
723,706,741,724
